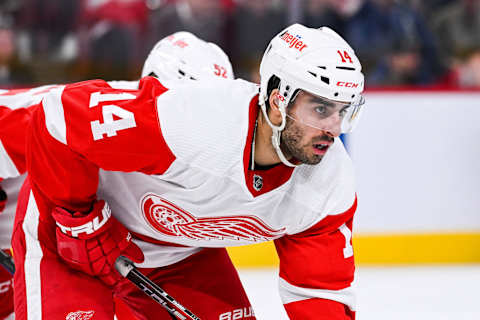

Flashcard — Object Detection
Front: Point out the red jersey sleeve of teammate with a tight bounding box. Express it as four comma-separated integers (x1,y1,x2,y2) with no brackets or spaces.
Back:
27,77,176,212
0,105,33,178
274,197,357,320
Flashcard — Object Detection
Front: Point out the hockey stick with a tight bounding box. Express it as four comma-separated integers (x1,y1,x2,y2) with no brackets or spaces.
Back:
0,249,15,275
115,256,201,320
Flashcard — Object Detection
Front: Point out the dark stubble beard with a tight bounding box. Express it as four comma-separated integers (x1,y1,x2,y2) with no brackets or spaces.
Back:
280,118,327,165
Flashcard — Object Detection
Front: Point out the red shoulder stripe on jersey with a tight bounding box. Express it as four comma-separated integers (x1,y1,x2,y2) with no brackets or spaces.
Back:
27,78,176,212
62,78,176,174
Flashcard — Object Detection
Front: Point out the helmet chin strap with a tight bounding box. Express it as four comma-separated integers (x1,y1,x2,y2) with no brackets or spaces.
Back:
259,97,298,168
271,126,298,167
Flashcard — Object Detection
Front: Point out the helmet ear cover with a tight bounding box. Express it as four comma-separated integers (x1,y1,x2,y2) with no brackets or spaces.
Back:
264,75,281,112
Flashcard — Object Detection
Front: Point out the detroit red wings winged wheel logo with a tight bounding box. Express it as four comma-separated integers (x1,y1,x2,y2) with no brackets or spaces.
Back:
141,194,285,242
66,311,94,320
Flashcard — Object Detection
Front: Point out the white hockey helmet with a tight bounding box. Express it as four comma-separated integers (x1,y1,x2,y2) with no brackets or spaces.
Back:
259,24,365,166
141,31,234,81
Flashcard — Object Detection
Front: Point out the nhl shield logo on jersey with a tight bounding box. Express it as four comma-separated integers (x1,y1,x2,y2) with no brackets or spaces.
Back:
253,174,263,191
140,193,285,242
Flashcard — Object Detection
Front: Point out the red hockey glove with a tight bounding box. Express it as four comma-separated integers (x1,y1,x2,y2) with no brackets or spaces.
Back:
52,200,144,286
0,185,7,213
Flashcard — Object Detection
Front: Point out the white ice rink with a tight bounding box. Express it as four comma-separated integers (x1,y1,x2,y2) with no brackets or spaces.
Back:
237,265,480,320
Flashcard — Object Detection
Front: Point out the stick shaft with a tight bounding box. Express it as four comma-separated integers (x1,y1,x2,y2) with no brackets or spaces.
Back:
115,256,201,320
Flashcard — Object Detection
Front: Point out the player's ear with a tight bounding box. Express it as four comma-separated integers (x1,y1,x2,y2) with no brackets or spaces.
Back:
268,89,283,126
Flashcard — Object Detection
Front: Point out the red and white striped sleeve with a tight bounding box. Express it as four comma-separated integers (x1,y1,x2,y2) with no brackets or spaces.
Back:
0,105,33,179
27,77,176,212
274,197,357,320
0,85,64,179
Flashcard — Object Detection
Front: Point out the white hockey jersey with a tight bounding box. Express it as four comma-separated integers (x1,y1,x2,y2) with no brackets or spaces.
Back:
26,77,358,318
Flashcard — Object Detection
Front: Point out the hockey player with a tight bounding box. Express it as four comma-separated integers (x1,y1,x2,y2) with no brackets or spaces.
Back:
14,23,364,319
0,31,233,320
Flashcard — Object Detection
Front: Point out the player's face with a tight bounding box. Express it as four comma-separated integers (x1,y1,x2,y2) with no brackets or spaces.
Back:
281,91,348,165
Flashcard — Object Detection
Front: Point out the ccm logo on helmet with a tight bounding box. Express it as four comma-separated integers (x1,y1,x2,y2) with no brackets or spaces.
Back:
279,31,308,52
336,81,359,88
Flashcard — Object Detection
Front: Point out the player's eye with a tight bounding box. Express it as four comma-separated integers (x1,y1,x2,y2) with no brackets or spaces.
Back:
314,105,327,115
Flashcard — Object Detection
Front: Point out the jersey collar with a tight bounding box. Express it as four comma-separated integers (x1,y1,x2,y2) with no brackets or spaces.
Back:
243,95,296,197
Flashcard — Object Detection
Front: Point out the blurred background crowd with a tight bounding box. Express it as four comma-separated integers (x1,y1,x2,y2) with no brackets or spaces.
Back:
0,0,479,88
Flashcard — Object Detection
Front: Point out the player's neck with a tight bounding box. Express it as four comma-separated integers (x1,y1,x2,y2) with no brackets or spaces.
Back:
253,112,284,168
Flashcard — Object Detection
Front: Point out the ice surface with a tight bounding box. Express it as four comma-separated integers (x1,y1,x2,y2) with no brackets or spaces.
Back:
237,265,480,320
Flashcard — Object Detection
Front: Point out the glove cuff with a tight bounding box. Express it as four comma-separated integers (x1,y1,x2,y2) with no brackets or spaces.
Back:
53,200,112,239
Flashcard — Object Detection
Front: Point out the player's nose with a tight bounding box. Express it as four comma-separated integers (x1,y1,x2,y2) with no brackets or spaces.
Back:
322,112,342,137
